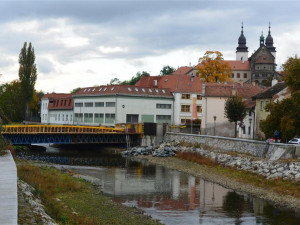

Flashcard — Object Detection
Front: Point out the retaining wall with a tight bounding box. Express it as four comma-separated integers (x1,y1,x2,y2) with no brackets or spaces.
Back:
165,132,300,160
0,150,17,225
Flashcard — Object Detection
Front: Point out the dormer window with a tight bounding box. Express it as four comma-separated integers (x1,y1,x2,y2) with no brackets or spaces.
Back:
99,88,102,91
87,88,91,92
135,88,138,92
103,88,107,91
83,89,87,92
142,88,145,92
155,89,159,93
111,87,114,91
162,89,166,94
149,89,152,93
92,88,95,92
128,87,132,92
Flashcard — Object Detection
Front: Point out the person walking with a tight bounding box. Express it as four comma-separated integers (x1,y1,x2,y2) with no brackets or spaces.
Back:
274,130,279,143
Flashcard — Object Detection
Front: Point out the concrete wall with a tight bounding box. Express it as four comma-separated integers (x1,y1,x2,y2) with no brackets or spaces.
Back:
165,132,299,159
0,151,17,224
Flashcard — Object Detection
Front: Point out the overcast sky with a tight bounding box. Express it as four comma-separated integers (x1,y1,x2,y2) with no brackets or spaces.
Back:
0,1,299,93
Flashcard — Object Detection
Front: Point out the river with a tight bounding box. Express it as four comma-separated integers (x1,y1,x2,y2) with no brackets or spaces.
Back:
17,144,300,225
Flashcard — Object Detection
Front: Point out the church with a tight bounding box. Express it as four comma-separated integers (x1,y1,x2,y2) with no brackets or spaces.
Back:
186,23,281,86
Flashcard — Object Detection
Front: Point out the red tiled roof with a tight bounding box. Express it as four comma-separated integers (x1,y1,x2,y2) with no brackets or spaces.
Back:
42,93,72,99
156,74,203,93
205,82,263,98
195,60,250,71
73,84,173,97
172,66,193,75
135,76,161,87
43,93,73,110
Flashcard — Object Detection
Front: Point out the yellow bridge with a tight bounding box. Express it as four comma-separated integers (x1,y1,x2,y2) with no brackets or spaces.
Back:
1,124,143,145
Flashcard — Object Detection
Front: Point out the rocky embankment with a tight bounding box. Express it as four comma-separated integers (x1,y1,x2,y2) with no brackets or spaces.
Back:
123,141,300,182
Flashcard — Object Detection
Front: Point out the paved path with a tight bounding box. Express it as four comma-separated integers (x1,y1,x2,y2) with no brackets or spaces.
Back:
0,151,17,225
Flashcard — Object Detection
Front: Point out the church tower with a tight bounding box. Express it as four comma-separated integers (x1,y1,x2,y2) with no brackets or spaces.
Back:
236,23,248,61
265,22,276,60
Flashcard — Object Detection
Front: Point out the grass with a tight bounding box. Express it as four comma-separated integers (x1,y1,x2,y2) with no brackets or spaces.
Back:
18,162,162,225
176,151,300,199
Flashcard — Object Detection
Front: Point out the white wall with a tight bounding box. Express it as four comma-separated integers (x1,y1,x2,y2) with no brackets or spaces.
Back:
40,99,49,124
237,109,255,139
48,110,74,125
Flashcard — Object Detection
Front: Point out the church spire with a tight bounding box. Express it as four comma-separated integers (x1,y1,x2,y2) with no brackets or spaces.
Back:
265,22,276,58
260,31,264,46
236,22,248,61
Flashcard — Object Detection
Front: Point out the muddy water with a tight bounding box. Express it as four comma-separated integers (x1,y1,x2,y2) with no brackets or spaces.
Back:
18,145,300,225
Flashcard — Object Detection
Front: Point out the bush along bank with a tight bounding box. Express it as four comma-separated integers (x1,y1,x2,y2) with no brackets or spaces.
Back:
125,141,300,182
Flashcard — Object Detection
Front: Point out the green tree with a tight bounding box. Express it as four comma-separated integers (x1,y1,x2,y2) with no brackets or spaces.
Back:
70,87,81,94
197,51,232,83
121,71,150,85
109,78,121,85
261,92,300,141
282,55,300,91
0,80,24,122
160,65,175,75
224,96,246,138
18,42,38,120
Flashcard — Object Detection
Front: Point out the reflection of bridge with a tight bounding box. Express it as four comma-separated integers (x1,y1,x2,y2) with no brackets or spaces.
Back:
2,125,143,145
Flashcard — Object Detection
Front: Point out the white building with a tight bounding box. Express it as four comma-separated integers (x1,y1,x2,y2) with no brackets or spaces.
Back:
72,85,174,126
41,93,73,125
136,74,203,126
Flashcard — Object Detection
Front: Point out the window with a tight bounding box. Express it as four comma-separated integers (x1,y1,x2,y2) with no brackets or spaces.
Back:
62,114,64,121
95,113,104,118
156,104,172,109
149,89,152,93
111,87,114,91
135,88,139,92
181,94,190,99
84,113,93,118
155,89,159,93
95,102,104,107
181,105,190,112
85,102,93,107
75,113,83,118
99,88,102,91
197,95,202,100
58,114,60,121
249,111,252,116
70,115,72,121
162,89,166,94
103,88,107,91
87,88,91,92
231,73,234,78
142,88,145,92
92,88,95,92
156,115,171,120
126,114,139,123
244,73,247,78
128,87,132,91
237,73,240,78
106,102,115,107
75,102,83,107
83,89,87,92
181,119,191,124
197,106,202,113
248,126,251,135
105,113,115,119
55,114,57,121
242,126,246,134
66,115,68,121
260,101,264,111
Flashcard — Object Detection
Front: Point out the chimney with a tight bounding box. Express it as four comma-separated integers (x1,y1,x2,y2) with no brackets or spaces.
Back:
272,78,278,86
252,81,256,86
202,82,206,95
154,80,158,87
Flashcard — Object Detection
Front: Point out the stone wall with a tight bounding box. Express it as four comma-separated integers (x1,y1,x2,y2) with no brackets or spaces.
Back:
165,132,300,160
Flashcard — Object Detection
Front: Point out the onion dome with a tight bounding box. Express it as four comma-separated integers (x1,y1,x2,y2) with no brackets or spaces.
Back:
236,23,248,52
260,31,265,46
266,23,276,52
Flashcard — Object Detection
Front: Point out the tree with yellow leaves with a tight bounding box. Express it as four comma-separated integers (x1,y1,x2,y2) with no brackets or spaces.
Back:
197,51,232,83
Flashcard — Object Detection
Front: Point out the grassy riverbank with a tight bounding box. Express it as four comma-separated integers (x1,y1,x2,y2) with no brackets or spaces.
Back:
17,162,162,225
137,154,300,209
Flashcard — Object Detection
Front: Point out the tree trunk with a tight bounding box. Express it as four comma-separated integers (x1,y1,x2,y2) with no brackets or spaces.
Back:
234,121,237,138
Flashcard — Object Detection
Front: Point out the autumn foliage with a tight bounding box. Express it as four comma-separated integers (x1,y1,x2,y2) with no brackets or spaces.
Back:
197,51,232,83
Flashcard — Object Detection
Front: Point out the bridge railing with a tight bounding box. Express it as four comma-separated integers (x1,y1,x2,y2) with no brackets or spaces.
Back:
1,125,126,134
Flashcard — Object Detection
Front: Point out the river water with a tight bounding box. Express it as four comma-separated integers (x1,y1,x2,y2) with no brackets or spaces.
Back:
18,145,300,225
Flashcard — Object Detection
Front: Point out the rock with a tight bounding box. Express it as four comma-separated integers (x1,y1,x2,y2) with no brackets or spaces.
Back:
295,173,300,182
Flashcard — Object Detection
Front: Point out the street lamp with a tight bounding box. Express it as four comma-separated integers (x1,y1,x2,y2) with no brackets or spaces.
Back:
249,118,252,139
213,116,217,136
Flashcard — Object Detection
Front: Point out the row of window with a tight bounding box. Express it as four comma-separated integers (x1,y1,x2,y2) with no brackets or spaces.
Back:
83,86,166,94
42,103,48,110
260,100,269,111
181,105,202,113
231,73,248,79
74,102,115,107
181,94,202,100
55,114,73,122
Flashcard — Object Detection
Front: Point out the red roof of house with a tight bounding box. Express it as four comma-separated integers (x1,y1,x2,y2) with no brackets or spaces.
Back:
156,74,203,93
73,84,173,98
195,60,250,71
43,93,74,110
135,76,161,87
205,83,263,98
172,66,193,75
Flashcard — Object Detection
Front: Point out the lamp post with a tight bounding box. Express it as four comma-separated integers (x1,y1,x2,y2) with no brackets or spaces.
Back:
213,116,216,136
122,104,125,124
249,118,252,139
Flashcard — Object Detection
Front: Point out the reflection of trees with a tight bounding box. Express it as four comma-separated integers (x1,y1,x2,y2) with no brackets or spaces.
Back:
222,192,246,225
260,204,300,225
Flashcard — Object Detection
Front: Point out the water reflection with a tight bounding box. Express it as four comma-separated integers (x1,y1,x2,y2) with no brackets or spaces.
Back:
18,146,300,225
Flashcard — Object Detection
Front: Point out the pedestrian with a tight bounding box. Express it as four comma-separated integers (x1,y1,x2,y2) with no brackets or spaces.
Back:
278,131,282,143
274,130,279,143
